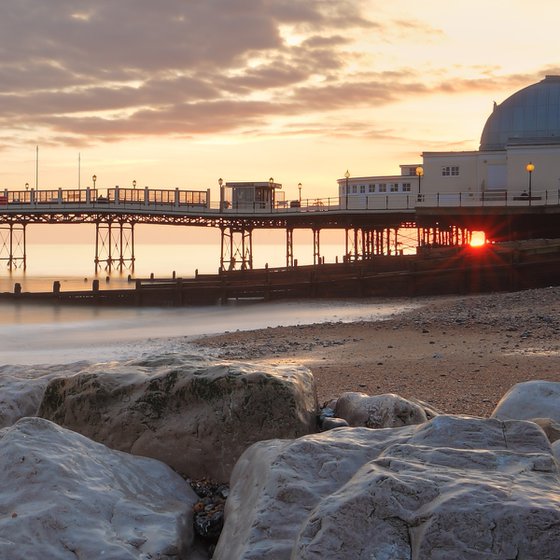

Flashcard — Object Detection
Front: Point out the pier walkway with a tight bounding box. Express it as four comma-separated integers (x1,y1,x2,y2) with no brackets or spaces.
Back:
1,186,560,272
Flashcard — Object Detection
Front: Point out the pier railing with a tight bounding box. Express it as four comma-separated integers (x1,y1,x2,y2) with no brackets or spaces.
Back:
1,187,560,216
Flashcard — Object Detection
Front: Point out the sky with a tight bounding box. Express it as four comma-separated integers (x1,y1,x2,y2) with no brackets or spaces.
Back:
1,0,560,204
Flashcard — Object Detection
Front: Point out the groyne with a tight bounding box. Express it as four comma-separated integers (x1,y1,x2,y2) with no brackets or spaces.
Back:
2,240,560,307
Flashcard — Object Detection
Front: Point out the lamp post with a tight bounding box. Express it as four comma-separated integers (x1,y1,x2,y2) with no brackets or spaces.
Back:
269,177,274,209
92,175,97,190
298,182,302,202
416,166,424,202
132,180,137,189
25,182,29,191
218,177,224,212
526,162,535,205
344,169,350,209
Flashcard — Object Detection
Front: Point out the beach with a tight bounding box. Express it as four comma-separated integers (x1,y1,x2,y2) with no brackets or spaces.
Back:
195,287,560,417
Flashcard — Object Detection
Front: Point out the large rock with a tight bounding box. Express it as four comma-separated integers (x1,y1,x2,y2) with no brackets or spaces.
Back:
491,380,560,424
38,354,318,481
214,415,560,560
0,363,86,429
334,391,428,428
0,417,197,560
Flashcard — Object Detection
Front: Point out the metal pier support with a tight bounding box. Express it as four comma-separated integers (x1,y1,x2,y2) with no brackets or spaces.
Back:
286,228,294,267
95,221,135,272
0,223,26,270
220,226,253,271
312,228,321,265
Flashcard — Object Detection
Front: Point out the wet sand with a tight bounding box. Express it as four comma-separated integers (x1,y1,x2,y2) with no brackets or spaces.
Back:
194,287,560,417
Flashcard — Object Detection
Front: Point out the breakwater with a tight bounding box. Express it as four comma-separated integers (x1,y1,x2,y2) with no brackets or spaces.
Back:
2,240,560,306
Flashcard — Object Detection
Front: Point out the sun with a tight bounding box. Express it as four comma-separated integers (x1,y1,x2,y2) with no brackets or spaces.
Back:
469,231,486,247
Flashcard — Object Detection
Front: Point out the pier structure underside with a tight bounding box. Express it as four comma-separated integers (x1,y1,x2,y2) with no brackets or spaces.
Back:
1,205,559,272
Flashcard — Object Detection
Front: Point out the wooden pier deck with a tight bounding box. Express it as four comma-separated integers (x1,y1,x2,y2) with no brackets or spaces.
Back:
2,240,560,307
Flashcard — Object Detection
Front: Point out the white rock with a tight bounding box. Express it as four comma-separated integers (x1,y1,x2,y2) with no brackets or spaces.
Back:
214,415,560,560
552,439,560,462
38,355,318,481
335,391,428,428
0,417,197,560
0,364,84,429
491,380,560,423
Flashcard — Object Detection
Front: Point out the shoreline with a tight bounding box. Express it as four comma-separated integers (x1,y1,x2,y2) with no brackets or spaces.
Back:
194,287,560,417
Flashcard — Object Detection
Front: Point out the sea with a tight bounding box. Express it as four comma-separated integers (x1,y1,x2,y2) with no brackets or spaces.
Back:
0,242,419,366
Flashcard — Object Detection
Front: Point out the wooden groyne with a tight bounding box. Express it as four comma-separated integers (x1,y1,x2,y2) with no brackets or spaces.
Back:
2,240,560,307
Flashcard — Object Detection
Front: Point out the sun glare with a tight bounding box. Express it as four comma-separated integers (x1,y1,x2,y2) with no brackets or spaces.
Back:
469,231,486,247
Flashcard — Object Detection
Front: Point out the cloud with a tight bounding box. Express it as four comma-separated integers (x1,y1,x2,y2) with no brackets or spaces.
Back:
0,1,552,147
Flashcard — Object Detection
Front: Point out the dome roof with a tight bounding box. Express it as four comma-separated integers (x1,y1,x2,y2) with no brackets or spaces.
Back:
480,75,560,150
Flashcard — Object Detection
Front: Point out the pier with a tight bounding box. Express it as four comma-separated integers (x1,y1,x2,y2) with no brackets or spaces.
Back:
2,185,560,276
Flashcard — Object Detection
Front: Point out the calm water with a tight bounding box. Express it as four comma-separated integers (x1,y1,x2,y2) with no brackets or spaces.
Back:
0,242,348,292
0,240,420,366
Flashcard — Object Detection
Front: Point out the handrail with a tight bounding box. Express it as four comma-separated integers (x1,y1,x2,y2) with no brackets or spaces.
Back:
1,187,560,216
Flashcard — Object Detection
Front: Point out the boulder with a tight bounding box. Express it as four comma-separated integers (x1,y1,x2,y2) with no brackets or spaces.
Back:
0,363,84,429
532,417,560,443
334,391,428,428
214,415,560,560
553,439,560,462
38,354,318,481
491,380,560,424
0,417,197,560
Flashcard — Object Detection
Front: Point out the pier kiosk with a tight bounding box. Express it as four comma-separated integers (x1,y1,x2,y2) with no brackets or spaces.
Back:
225,180,283,210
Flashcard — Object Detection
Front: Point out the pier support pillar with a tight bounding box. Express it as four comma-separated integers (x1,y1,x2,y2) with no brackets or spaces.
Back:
312,228,321,265
0,223,26,270
95,221,135,272
286,228,294,267
220,226,253,271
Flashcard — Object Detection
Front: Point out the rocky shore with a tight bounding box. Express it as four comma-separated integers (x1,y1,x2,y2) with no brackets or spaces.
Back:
0,287,559,558
195,286,560,417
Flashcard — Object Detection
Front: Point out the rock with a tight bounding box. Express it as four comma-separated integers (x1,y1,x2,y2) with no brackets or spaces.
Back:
38,354,318,481
214,416,560,560
320,417,349,431
0,364,85,429
531,417,560,443
334,391,428,428
0,375,49,429
552,439,560,462
0,417,197,559
491,380,560,424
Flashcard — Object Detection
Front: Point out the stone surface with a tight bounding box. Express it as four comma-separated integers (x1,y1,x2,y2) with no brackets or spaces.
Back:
214,415,560,560
0,364,85,429
334,391,428,428
38,354,318,481
491,380,560,424
552,439,560,462
0,417,197,560
531,417,560,443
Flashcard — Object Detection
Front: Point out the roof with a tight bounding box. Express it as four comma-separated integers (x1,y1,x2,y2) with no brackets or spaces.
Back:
479,76,560,150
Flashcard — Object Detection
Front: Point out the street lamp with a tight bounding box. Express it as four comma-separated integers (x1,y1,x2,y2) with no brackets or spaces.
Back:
25,182,29,191
526,162,535,205
298,182,302,202
218,177,224,212
92,175,97,189
269,177,274,209
416,166,424,202
132,180,137,189
344,169,350,209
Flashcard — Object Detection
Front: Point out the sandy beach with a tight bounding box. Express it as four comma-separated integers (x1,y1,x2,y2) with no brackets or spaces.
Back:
195,287,560,417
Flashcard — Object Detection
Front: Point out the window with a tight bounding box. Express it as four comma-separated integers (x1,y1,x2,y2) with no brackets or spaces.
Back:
379,183,386,192
360,185,366,194
442,166,460,176
402,183,411,192
390,183,399,192
368,184,375,192
352,185,357,194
